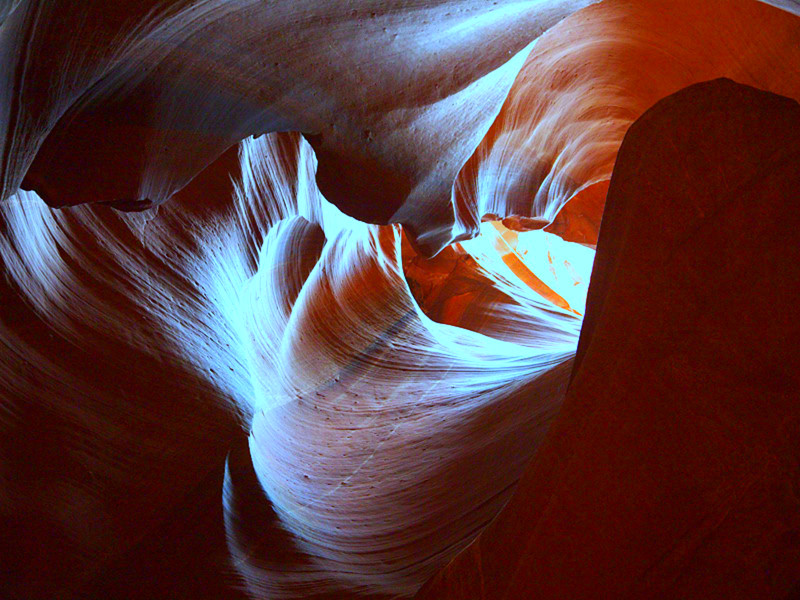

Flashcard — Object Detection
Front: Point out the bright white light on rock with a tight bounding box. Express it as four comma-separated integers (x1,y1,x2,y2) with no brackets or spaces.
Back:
0,134,596,600
459,221,595,316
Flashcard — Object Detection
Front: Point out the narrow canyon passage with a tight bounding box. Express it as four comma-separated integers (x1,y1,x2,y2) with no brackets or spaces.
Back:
1,1,799,599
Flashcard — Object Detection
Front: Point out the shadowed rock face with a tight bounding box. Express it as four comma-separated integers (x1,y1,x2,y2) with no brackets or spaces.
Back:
1,2,799,600
416,78,800,600
2,0,598,255
5,0,799,254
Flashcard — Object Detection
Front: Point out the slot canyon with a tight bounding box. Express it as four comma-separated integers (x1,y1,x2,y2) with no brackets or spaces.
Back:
1,1,799,598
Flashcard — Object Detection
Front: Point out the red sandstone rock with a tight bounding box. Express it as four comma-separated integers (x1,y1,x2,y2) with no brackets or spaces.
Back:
1,3,799,599
0,130,582,599
416,78,800,600
456,0,800,245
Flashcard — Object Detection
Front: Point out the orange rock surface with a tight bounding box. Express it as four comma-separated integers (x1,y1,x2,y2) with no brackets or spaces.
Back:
417,78,800,600
456,0,800,245
0,2,799,599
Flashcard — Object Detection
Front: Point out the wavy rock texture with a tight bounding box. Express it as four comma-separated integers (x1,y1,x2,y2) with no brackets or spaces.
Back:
417,78,800,600
0,0,598,254
0,130,586,599
225,135,585,598
0,1,799,599
455,0,800,245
